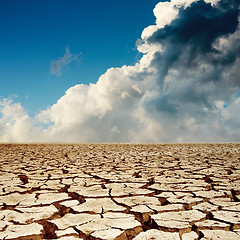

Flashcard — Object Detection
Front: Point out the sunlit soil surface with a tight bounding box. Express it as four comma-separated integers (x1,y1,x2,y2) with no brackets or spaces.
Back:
0,143,240,239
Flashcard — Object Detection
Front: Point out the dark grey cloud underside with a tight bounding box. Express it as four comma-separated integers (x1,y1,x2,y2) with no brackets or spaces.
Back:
144,0,240,119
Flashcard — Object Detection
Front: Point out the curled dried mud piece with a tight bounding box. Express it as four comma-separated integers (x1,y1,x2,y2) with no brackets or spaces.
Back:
18,174,29,184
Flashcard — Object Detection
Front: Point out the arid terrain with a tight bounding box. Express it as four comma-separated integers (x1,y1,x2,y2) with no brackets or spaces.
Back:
0,143,239,239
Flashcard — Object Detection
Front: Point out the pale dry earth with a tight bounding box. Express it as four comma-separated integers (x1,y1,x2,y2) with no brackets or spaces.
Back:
0,143,239,240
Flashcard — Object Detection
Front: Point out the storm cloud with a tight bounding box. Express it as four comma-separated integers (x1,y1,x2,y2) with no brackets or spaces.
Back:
142,0,240,121
1,0,240,143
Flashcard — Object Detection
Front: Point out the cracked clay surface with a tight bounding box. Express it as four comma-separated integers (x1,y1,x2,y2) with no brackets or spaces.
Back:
0,143,240,239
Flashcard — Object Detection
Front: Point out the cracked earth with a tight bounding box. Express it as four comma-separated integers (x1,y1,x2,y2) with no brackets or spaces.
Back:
0,143,240,239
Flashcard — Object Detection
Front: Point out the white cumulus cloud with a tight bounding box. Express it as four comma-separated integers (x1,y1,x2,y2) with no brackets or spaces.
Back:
0,98,42,142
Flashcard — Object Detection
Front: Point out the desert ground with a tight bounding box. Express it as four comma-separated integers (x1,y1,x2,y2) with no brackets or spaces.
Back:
0,143,239,239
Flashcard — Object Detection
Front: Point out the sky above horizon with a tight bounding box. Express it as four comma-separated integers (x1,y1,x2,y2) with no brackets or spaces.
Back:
0,0,161,115
0,0,240,143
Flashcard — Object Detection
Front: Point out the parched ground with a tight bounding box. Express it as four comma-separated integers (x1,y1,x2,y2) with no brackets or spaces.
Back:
0,143,239,240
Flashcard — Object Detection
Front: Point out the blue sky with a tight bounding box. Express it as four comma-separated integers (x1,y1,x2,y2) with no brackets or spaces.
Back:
0,0,161,115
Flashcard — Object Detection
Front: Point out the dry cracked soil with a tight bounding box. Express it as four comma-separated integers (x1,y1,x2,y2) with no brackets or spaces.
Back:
0,143,240,240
